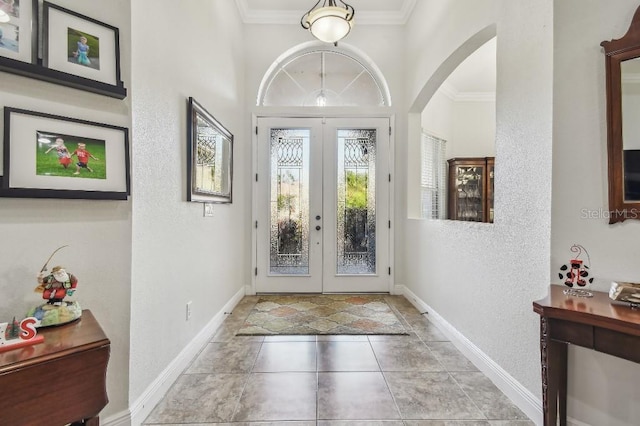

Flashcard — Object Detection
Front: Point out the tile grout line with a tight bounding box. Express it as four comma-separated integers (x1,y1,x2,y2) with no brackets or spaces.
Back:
227,298,264,423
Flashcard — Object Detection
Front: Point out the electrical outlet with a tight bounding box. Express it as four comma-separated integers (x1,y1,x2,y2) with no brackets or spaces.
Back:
186,301,192,321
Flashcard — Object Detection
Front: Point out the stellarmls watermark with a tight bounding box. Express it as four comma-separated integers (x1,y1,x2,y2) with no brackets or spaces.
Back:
580,208,640,220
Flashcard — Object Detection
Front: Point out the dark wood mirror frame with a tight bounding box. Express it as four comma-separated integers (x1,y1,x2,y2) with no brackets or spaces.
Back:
601,5,640,224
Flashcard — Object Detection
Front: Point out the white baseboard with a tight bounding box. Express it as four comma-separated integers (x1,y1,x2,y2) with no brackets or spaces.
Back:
118,286,246,426
398,285,543,426
102,409,131,426
567,417,592,426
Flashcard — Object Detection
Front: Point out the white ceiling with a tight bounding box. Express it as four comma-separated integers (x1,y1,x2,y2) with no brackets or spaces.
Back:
235,0,417,25
235,0,496,97
443,37,496,97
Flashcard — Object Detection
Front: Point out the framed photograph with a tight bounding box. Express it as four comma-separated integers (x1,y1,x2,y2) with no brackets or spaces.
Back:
187,97,233,203
42,1,124,91
1,107,130,200
0,0,37,63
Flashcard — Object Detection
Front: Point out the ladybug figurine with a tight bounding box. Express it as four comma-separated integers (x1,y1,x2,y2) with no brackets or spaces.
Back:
559,244,594,297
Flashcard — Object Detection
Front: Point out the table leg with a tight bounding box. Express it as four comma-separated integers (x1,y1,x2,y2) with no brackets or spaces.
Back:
85,417,100,426
540,317,569,426
558,343,568,426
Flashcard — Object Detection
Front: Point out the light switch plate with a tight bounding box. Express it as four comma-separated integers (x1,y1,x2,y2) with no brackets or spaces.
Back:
204,203,214,217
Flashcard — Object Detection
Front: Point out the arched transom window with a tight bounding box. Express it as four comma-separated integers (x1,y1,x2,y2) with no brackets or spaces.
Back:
258,43,391,107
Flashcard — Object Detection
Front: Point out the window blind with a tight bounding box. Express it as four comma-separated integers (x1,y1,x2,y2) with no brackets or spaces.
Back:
421,132,447,219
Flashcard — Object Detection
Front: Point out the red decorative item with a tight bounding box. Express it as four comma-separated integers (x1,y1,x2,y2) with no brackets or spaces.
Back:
559,244,594,297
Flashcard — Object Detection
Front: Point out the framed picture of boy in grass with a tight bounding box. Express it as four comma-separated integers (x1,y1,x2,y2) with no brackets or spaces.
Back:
43,1,122,87
1,107,130,200
36,132,105,179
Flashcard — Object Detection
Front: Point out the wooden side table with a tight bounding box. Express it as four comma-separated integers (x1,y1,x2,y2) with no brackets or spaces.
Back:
533,285,640,425
0,310,110,426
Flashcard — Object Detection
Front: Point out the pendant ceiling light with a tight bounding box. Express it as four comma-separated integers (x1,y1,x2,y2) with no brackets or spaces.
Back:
301,0,355,45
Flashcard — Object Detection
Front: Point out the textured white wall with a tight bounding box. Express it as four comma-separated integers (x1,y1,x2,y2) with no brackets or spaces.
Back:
129,0,247,403
553,1,640,424
0,0,132,418
403,0,553,408
451,101,496,159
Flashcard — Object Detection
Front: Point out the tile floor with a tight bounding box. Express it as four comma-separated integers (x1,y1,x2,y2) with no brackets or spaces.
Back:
144,295,534,426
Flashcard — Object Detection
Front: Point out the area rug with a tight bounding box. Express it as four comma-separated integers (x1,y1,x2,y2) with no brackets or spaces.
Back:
236,294,408,335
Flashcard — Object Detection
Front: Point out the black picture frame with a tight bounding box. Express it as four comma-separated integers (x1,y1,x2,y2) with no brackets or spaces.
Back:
1,106,130,200
0,0,38,64
0,1,126,99
42,1,125,97
187,97,233,203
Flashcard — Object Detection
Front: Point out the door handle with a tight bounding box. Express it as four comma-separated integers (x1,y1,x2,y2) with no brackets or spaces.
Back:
316,225,321,231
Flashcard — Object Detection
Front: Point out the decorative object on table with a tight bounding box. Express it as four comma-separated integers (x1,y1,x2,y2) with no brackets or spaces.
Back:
609,281,640,306
187,97,233,203
27,245,82,327
559,244,594,297
0,106,130,200
0,316,42,353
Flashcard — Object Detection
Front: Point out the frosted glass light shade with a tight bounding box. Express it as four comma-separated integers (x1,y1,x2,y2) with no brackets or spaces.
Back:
0,10,10,23
305,6,353,43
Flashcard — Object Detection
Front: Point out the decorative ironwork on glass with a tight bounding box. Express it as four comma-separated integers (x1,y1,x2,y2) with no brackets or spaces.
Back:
270,129,310,275
195,116,225,194
337,129,376,274
455,166,483,221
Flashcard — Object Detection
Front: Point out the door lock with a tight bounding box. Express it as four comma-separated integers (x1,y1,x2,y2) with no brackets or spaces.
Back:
316,225,321,231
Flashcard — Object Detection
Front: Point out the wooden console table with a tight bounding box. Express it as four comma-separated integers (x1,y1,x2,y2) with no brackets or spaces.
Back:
533,285,640,425
0,310,110,426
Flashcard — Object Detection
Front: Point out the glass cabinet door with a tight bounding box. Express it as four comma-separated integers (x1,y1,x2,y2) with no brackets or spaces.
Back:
448,157,494,223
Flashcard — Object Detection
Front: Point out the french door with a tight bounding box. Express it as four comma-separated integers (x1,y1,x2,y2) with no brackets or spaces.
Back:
255,117,390,293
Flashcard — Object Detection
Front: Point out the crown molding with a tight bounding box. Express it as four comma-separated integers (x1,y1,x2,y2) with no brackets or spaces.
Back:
234,0,416,25
438,82,495,103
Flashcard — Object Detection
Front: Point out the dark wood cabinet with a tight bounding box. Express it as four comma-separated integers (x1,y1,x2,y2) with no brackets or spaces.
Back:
0,310,110,426
533,286,640,425
447,157,494,222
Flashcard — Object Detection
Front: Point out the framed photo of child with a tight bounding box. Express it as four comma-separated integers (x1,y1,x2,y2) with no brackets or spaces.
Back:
1,107,130,200
42,1,122,88
0,0,36,64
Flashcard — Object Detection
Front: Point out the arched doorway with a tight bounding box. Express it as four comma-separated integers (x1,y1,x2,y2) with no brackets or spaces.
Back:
253,42,393,294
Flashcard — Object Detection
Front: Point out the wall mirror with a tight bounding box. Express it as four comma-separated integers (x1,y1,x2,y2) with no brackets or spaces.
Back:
186,97,233,203
601,5,640,223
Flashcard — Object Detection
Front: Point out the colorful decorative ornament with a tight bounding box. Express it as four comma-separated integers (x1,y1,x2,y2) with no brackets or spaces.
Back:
559,244,594,297
0,317,43,353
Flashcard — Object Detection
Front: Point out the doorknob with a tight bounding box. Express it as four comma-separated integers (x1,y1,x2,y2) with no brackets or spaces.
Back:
316,225,321,231
316,215,321,220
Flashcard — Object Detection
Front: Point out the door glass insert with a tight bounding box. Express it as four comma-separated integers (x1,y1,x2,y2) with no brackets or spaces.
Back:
454,165,485,222
336,129,376,274
270,129,310,274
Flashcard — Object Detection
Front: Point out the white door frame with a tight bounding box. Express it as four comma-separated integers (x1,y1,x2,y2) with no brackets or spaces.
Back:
250,112,395,295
